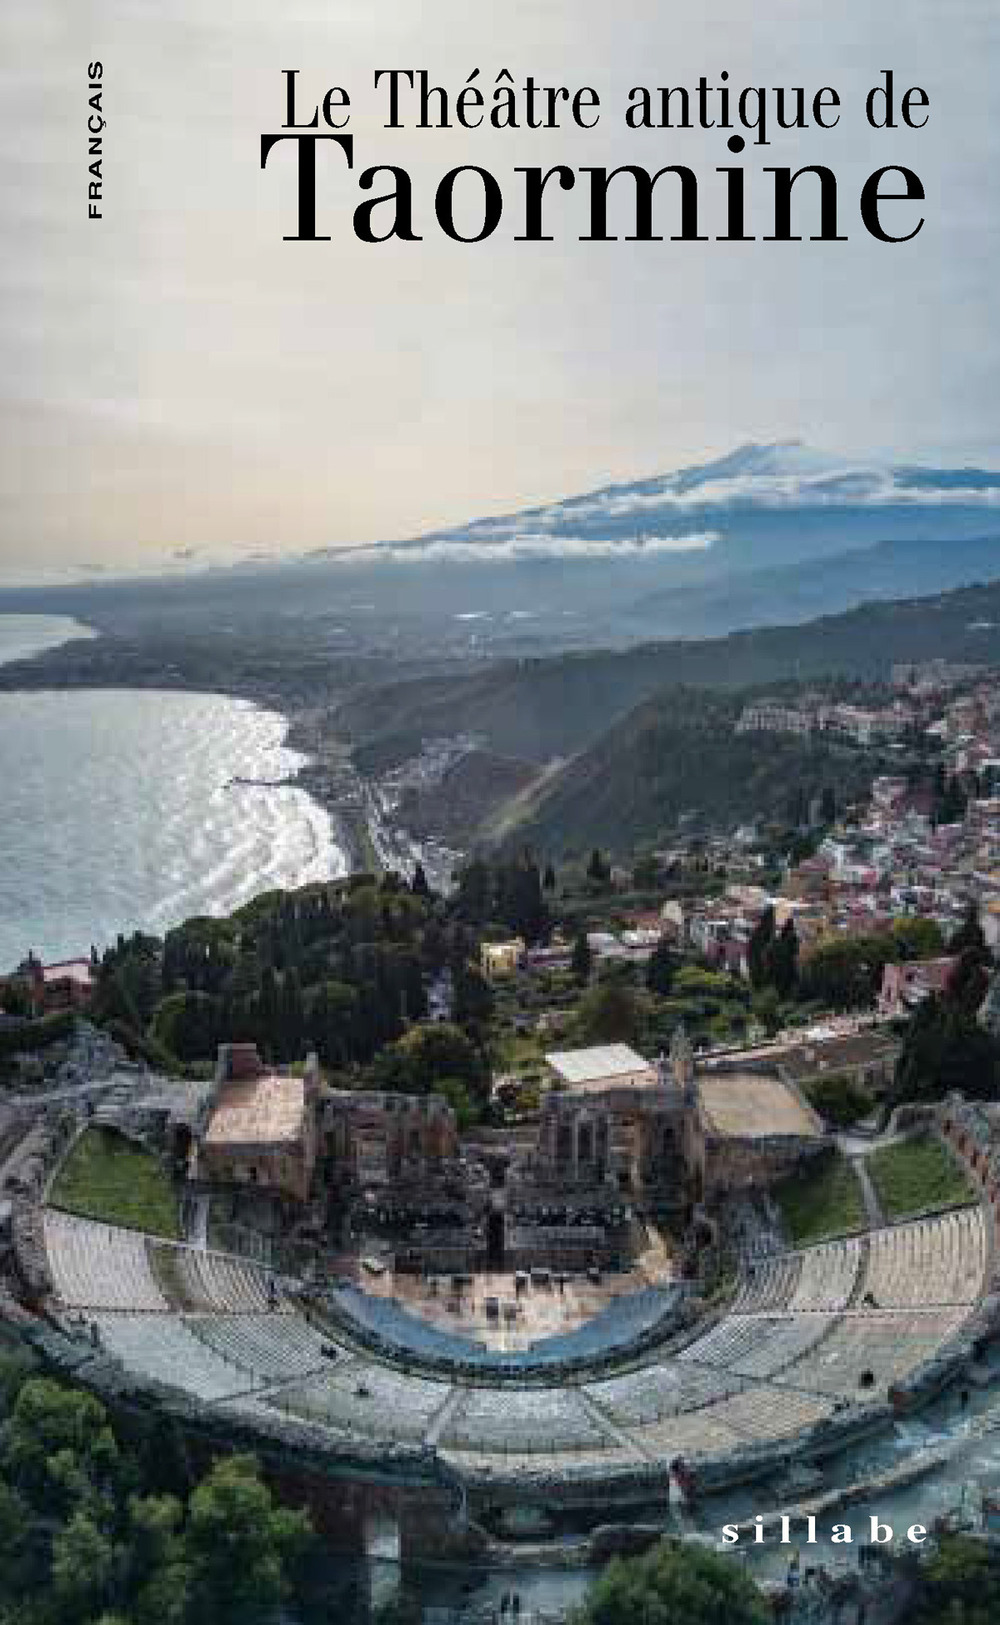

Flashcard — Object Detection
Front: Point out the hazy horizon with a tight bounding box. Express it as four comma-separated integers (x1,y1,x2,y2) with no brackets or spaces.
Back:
3,0,999,581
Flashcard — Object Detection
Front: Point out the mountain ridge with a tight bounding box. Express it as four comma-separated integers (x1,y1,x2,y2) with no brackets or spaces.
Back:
342,573,1000,778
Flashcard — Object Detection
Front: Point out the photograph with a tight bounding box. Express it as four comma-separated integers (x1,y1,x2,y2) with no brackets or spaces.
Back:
0,2,998,1621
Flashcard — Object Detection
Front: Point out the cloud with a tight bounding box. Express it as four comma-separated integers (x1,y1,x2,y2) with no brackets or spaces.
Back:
319,530,719,565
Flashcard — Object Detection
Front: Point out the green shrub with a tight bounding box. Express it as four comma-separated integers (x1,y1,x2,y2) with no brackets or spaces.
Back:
804,1072,876,1128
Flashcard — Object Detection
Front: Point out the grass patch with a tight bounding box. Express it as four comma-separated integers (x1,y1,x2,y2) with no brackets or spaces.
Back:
51,1127,179,1239
775,1151,866,1246
866,1133,975,1222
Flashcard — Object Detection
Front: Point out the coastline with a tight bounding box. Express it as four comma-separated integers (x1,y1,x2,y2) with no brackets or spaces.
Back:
0,622,381,969
0,619,376,880
0,623,462,886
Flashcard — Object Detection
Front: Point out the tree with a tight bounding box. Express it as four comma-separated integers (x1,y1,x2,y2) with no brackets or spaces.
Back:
543,862,557,892
572,1538,769,1625
894,993,1000,1103
751,986,782,1038
410,861,430,899
768,919,799,999
586,848,611,888
950,903,987,957
949,946,991,1016
5,1378,122,1514
151,991,221,1065
376,1021,486,1099
786,831,819,866
646,937,679,997
99,932,164,1024
798,932,896,1010
0,1480,35,1604
936,772,968,826
911,1534,1000,1625
571,930,593,984
805,1072,874,1128
0,979,32,1020
278,967,305,1058
435,1077,475,1130
0,1369,317,1625
453,962,494,1032
632,854,660,891
50,1509,120,1623
747,906,776,991
304,980,359,1068
891,916,945,961
943,906,992,1017
577,979,641,1045
181,1455,312,1625
495,854,549,943
125,1494,190,1625
454,859,492,925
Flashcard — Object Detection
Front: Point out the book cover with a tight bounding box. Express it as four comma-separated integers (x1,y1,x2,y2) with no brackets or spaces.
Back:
0,3,997,1620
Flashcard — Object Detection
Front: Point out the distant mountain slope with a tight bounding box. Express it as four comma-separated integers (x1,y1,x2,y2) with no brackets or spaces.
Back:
4,441,1000,660
622,533,1000,641
341,576,1000,772
345,439,1000,577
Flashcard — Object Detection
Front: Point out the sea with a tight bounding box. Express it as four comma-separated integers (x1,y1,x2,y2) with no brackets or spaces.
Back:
0,615,347,971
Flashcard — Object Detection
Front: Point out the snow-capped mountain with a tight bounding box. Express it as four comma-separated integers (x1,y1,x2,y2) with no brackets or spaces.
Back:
13,442,998,664
336,440,1000,568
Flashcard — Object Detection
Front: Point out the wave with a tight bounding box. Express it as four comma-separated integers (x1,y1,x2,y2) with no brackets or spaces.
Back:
0,688,348,970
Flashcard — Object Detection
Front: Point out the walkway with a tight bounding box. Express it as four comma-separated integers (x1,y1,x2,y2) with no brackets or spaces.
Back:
189,1193,210,1251
7,1070,143,1109
852,1154,884,1229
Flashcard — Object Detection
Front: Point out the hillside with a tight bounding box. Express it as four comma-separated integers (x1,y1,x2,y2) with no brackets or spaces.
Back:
498,688,877,856
394,749,538,844
621,532,1000,641
341,577,1000,771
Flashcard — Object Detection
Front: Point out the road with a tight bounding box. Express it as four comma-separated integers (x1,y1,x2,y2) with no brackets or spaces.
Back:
5,1070,147,1110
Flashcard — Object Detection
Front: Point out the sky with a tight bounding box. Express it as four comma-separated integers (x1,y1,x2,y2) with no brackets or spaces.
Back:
1,0,998,580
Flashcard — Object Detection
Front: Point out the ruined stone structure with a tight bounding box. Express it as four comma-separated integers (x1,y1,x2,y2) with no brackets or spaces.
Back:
519,1028,824,1228
685,1051,827,1205
16,1034,1000,1571
322,1089,460,1186
321,1090,491,1273
939,1093,1000,1261
191,1031,829,1272
191,1043,320,1205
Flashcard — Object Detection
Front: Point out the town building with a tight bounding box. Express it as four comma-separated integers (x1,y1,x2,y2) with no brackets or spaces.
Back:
3,955,95,1016
480,938,525,979
879,956,958,1018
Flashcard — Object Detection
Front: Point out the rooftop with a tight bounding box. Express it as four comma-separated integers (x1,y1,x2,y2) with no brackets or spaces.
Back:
697,1072,823,1142
545,1044,657,1089
35,959,94,986
203,1072,307,1149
